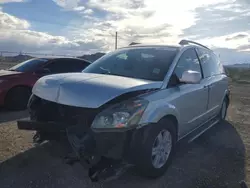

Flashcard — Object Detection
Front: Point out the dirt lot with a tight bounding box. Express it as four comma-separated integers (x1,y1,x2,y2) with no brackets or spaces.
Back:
0,82,249,188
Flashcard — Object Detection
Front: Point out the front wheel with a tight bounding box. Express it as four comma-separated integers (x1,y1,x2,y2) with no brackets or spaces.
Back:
5,86,31,111
135,118,177,178
219,98,229,121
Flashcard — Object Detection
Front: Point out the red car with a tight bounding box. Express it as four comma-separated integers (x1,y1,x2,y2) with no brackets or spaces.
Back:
0,57,91,110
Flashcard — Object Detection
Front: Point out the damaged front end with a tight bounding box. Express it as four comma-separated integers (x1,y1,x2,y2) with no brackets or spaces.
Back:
65,125,133,182
17,93,153,182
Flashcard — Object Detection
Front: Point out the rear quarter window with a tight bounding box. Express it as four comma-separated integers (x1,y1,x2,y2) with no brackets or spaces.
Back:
196,48,224,78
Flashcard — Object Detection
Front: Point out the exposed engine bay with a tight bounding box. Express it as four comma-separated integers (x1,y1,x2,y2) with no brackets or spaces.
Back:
18,90,157,182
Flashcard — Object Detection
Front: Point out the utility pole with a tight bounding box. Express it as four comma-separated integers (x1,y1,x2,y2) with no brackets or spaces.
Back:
115,31,118,50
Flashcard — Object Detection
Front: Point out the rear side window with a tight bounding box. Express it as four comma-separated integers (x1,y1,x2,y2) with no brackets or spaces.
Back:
9,58,49,72
210,52,225,74
196,48,224,78
44,59,90,74
70,59,90,71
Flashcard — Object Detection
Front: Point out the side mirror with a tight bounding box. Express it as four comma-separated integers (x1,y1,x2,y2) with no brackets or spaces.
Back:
35,68,51,74
180,70,201,84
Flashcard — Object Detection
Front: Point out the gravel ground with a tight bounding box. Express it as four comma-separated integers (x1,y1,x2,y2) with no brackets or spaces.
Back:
0,82,249,188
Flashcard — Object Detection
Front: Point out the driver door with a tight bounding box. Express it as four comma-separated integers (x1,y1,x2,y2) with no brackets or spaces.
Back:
168,48,209,137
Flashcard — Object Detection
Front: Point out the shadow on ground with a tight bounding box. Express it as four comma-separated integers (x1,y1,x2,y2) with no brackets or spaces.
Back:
0,121,246,188
0,108,28,124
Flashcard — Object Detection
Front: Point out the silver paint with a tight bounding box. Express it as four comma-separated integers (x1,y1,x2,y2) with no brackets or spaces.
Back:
32,72,162,108
32,44,229,141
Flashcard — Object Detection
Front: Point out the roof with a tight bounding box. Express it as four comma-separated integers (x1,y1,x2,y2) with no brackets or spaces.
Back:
34,57,91,63
125,40,211,51
122,44,181,49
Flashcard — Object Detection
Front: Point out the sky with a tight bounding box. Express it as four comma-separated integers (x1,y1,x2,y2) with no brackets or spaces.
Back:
0,0,250,64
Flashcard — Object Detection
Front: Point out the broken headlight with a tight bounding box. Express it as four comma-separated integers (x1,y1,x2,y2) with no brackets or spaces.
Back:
91,98,148,129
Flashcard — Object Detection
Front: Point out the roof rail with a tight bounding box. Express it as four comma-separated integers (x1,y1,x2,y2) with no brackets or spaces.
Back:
179,39,210,50
129,42,141,46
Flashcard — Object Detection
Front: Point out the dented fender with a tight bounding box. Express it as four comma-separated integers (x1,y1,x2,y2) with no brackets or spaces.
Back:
139,102,180,126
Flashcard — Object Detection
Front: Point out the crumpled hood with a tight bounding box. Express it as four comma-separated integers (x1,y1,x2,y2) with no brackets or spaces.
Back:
32,73,162,108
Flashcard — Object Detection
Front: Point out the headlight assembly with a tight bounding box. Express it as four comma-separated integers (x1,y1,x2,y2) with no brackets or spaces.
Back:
91,98,148,130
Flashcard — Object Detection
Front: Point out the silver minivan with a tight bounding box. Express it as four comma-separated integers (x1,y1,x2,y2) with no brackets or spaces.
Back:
18,40,230,182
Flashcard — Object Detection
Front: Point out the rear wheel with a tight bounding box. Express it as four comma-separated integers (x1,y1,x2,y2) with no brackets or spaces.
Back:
135,118,177,178
5,86,31,111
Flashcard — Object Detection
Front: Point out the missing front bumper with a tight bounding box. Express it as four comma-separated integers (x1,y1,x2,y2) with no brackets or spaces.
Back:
17,120,133,159
17,120,141,182
17,120,68,132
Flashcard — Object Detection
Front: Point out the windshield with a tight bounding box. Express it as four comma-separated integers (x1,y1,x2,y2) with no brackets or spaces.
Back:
83,47,178,81
9,58,49,72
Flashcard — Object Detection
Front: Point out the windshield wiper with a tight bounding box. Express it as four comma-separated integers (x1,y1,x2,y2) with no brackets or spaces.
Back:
99,72,123,77
99,67,136,78
100,67,111,73
99,67,123,77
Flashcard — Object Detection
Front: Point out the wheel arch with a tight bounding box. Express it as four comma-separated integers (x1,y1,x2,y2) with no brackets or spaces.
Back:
4,85,32,104
139,104,180,140
225,92,230,105
159,114,178,140
137,113,179,141
139,103,180,127
222,89,230,107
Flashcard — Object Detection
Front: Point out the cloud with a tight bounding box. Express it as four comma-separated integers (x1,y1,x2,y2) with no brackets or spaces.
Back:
178,0,250,63
78,0,234,48
83,9,93,14
73,6,85,11
0,0,24,3
2,0,250,63
0,11,30,29
236,0,250,7
181,1,250,40
0,29,105,55
225,33,249,41
0,10,104,55
52,0,80,10
68,0,194,51
87,0,145,13
59,0,250,63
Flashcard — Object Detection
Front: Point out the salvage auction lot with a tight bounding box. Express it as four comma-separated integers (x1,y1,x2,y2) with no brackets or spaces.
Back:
0,82,249,188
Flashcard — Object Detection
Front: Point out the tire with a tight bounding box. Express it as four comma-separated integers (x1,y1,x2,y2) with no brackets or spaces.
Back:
5,86,31,111
135,118,177,178
219,98,228,121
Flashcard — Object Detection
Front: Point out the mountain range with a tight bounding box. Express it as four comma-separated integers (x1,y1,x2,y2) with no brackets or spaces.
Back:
0,52,106,63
